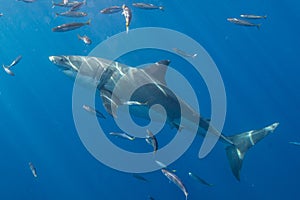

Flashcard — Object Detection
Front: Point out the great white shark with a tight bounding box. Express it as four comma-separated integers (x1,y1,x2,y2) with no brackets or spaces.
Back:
49,55,279,181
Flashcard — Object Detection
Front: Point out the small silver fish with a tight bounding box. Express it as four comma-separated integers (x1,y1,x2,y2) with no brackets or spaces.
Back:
188,172,213,186
100,6,123,14
29,162,38,178
2,55,22,76
289,141,300,146
17,0,36,3
70,0,86,11
78,34,92,45
52,1,81,8
240,14,267,19
56,11,88,18
173,48,197,58
122,4,132,33
9,55,22,67
145,129,158,154
161,169,188,200
83,104,105,118
0,13,3,17
227,18,261,29
132,3,164,11
109,132,135,141
52,19,90,32
132,173,148,182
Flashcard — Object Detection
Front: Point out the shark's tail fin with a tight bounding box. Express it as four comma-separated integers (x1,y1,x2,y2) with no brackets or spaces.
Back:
225,122,279,181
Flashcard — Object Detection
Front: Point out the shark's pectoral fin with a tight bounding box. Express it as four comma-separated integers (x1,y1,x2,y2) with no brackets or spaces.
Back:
100,89,121,118
142,60,170,85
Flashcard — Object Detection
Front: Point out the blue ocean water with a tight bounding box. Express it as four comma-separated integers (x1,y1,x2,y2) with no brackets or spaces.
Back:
0,0,299,199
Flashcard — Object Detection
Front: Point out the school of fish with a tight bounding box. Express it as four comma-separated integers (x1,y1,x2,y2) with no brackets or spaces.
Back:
0,1,290,200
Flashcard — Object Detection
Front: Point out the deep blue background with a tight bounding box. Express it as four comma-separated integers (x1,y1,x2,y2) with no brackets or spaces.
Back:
0,0,299,199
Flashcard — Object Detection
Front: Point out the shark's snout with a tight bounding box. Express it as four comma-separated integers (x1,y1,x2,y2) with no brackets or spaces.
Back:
49,55,62,66
49,55,75,71
49,56,64,65
49,56,55,62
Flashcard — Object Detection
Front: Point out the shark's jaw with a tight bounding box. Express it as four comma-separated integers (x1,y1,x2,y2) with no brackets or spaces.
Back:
49,56,79,71
49,55,110,87
49,56,79,78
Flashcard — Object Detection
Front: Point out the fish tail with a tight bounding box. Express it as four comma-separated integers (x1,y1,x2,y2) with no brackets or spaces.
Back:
86,19,91,25
126,26,129,33
51,0,55,8
192,54,197,58
224,122,279,181
77,34,81,40
159,6,164,11
256,24,261,30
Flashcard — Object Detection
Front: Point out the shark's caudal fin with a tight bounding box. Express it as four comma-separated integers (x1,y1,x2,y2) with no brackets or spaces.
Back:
225,122,279,181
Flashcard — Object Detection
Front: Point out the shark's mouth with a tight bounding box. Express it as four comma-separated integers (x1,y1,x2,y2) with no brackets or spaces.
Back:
59,66,72,72
49,56,79,72
49,56,60,64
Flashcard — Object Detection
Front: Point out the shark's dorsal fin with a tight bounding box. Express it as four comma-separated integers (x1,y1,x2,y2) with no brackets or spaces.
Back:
142,60,170,85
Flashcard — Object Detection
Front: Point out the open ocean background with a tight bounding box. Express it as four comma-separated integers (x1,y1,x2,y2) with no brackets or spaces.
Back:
0,0,299,199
